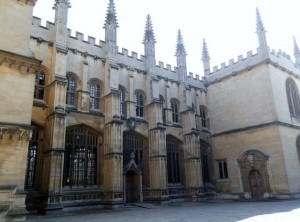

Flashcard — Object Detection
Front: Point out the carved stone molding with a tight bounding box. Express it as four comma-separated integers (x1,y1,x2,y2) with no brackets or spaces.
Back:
0,50,41,74
17,0,38,6
0,126,32,141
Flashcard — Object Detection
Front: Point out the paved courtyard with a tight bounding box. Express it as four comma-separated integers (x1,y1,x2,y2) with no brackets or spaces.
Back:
27,199,300,222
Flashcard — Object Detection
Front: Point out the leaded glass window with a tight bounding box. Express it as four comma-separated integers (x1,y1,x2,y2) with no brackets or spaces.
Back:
135,92,144,117
66,76,76,106
90,81,101,110
64,126,98,187
167,135,182,184
34,71,45,100
25,129,39,189
171,100,179,123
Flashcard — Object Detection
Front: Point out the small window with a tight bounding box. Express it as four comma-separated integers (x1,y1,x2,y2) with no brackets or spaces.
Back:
66,76,76,106
286,78,300,117
160,95,166,124
296,136,300,163
90,81,101,110
200,105,207,128
218,160,228,179
119,86,126,115
34,71,45,100
171,100,179,123
135,92,144,117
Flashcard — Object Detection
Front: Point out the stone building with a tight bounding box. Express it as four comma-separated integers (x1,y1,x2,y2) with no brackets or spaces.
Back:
0,0,299,221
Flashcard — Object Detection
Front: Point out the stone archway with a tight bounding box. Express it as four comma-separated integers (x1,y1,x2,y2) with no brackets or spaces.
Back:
238,150,270,198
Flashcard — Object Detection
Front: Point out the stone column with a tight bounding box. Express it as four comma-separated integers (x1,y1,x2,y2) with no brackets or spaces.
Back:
102,116,123,207
39,78,67,214
148,125,169,202
181,109,203,197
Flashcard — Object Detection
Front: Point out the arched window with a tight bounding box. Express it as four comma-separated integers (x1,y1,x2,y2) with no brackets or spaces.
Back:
90,81,101,110
200,105,207,128
160,95,166,124
25,129,39,189
119,85,126,116
135,91,144,117
166,135,182,184
64,126,98,187
34,71,45,100
66,76,76,106
286,78,300,117
171,99,179,123
296,136,300,163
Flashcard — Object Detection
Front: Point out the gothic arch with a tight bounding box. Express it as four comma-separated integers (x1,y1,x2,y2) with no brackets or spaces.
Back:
238,149,270,197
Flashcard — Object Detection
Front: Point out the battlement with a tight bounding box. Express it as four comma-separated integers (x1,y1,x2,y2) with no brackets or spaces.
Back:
31,16,204,89
206,46,300,85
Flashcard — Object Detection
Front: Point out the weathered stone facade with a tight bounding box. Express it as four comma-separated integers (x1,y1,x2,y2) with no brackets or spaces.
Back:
0,1,300,221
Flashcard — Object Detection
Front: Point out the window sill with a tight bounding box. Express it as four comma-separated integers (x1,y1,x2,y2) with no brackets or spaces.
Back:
33,99,48,108
217,179,230,183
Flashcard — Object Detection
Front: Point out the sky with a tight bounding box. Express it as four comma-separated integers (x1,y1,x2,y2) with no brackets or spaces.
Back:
33,0,300,77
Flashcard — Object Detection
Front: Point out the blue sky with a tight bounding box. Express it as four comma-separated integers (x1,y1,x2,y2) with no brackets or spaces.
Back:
33,0,300,76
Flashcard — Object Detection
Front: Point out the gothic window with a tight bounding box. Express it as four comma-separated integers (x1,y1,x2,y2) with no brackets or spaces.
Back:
200,105,207,128
64,126,98,187
167,135,182,184
296,136,300,163
160,95,166,124
119,85,126,116
286,78,300,117
171,99,179,123
90,81,101,110
135,91,144,117
34,71,45,100
66,75,76,106
200,140,211,183
25,129,39,189
217,160,228,179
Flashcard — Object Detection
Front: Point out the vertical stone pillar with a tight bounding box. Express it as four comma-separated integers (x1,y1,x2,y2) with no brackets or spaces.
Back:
102,88,124,207
181,109,202,197
39,78,67,213
102,116,123,207
148,125,169,202
183,131,203,195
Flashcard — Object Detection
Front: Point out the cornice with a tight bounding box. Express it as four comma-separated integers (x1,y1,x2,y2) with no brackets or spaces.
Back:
0,50,41,74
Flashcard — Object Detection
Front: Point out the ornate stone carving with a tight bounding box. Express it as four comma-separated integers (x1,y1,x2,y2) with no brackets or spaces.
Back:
0,126,32,141
0,50,41,74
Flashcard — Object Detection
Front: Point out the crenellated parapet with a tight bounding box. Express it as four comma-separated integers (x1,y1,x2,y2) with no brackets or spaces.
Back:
205,47,300,85
31,17,206,91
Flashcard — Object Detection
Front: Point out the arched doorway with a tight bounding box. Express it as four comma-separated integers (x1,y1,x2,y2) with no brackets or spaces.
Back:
123,132,147,203
238,149,270,198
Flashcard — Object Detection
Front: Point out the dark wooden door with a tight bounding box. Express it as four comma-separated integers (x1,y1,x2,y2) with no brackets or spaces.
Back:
126,171,139,203
249,170,264,197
